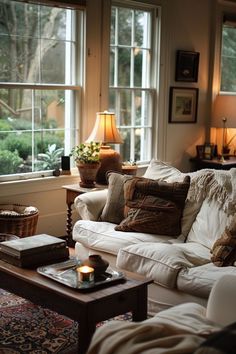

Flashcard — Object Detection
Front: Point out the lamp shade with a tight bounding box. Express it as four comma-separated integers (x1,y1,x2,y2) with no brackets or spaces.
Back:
212,94,236,128
86,111,123,144
86,111,123,184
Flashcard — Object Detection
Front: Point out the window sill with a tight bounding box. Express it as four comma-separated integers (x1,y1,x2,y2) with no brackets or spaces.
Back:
0,169,80,197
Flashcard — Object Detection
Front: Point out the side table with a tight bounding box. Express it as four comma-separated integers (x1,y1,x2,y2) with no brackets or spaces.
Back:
62,184,106,246
190,156,236,171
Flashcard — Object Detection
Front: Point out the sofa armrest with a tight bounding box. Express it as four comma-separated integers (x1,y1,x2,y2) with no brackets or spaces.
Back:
206,274,236,326
74,189,108,221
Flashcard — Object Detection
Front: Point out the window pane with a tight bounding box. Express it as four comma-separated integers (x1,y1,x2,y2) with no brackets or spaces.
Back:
0,1,74,85
118,8,132,45
120,91,131,125
0,87,75,175
221,25,236,92
110,48,115,86
119,128,131,161
118,48,131,86
110,7,116,45
135,128,141,161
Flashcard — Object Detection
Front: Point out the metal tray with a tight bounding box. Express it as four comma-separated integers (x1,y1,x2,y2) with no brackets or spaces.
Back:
37,257,125,290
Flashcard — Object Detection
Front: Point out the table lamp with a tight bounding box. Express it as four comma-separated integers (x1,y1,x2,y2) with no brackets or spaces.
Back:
212,94,236,160
86,111,123,184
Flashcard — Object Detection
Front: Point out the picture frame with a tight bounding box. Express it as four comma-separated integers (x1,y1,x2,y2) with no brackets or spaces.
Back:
196,145,204,159
169,87,199,123
175,50,200,82
203,143,216,160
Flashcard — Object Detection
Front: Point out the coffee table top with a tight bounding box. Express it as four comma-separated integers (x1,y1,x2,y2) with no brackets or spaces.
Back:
0,259,152,305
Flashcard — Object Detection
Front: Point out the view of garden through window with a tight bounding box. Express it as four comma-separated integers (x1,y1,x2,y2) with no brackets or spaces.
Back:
0,0,79,178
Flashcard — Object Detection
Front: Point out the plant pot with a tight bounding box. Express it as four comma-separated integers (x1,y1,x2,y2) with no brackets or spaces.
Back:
77,162,101,188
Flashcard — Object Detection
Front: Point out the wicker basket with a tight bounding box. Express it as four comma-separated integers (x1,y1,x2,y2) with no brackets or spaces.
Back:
0,204,39,238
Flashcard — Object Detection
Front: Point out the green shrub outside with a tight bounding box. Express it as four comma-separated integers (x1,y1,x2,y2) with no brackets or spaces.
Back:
0,133,64,160
0,150,23,175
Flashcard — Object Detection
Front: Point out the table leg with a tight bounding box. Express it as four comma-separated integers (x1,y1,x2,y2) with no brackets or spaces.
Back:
78,317,96,354
132,285,148,321
66,202,74,247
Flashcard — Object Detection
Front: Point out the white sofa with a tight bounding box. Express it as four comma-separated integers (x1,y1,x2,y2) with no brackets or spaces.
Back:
72,160,236,315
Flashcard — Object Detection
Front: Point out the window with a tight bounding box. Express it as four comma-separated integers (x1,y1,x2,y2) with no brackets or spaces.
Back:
0,0,83,180
109,2,158,163
220,15,236,92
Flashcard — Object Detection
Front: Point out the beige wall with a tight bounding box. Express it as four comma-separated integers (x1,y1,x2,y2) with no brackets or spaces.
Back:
0,0,217,236
158,0,214,172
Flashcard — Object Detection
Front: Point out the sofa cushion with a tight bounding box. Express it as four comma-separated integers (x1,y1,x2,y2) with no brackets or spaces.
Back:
211,220,236,267
186,198,234,250
73,220,177,256
143,159,183,180
117,242,210,288
115,176,190,236
177,262,236,298
142,159,211,239
100,172,132,224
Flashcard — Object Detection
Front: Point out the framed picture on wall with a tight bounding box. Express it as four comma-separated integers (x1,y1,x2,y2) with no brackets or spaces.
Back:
175,50,200,82
169,87,198,123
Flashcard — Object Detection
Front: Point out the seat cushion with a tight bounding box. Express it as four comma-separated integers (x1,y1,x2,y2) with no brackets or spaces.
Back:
117,242,210,289
73,220,177,256
177,262,236,298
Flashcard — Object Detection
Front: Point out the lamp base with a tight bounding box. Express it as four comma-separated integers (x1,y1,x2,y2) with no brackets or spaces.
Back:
96,145,122,184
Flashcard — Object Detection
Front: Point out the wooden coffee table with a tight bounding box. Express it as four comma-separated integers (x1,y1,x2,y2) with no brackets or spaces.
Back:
0,260,152,354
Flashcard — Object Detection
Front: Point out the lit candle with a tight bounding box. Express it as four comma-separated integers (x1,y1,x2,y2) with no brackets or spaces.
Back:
77,265,94,283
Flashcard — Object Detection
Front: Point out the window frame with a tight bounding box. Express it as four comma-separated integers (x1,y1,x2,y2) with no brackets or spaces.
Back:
101,0,160,165
0,1,85,182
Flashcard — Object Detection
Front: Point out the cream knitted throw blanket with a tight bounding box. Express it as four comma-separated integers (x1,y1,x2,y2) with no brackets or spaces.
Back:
187,168,236,216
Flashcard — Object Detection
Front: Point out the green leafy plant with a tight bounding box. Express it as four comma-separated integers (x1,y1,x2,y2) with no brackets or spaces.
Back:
70,142,101,164
37,144,64,170
0,150,23,175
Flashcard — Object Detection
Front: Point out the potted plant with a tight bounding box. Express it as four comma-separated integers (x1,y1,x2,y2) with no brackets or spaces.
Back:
70,142,101,187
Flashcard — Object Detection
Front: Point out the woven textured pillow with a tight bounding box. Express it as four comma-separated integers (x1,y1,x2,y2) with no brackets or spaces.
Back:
100,172,132,224
115,176,190,236
211,221,236,267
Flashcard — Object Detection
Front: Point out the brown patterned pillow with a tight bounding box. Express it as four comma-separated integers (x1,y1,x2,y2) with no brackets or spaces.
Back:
211,221,236,267
115,176,190,236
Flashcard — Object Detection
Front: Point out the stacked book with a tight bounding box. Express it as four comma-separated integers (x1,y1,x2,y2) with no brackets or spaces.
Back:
0,234,69,268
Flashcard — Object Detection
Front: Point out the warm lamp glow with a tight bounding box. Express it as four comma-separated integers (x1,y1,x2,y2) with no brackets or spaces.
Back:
212,94,236,128
86,111,123,184
212,94,236,160
86,111,123,144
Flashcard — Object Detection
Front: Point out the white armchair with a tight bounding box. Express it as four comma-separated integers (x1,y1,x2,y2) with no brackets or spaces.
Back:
86,275,236,354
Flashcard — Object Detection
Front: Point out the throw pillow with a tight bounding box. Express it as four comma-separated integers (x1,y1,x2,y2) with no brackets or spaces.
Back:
115,175,190,236
143,159,183,181
100,172,133,224
211,220,236,267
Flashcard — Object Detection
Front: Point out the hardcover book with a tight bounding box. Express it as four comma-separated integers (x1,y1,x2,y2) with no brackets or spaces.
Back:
0,234,67,257
0,246,69,268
